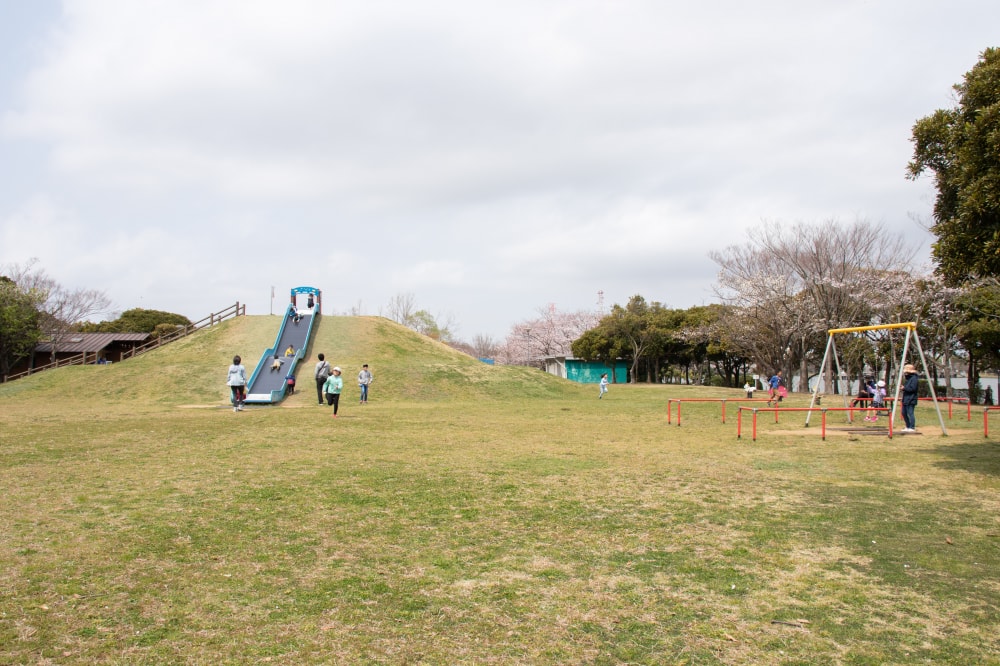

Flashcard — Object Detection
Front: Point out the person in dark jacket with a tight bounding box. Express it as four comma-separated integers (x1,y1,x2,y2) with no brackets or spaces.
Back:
314,353,331,405
900,364,920,432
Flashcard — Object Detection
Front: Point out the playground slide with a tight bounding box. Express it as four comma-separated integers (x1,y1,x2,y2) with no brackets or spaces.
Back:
244,307,317,404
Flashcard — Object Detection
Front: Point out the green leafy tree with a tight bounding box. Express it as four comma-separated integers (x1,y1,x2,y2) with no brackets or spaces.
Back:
0,276,44,379
76,308,192,335
681,304,749,388
643,307,688,384
570,327,620,379
408,309,455,343
908,47,1000,283
952,282,1000,402
117,308,191,334
606,295,657,384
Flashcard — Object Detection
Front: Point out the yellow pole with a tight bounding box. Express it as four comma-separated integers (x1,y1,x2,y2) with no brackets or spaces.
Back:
827,322,916,335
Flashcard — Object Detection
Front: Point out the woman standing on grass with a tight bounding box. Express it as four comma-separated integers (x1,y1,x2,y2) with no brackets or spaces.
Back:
227,355,248,412
323,366,344,417
599,373,609,399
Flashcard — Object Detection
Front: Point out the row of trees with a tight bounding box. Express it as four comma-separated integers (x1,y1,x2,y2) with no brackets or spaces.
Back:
495,218,998,399
571,299,747,386
491,298,752,387
708,220,999,398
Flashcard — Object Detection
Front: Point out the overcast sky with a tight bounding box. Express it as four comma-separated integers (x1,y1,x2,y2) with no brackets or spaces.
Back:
1,1,996,340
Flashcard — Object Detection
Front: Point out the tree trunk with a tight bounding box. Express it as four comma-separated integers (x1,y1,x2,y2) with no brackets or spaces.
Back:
798,336,809,393
942,325,953,397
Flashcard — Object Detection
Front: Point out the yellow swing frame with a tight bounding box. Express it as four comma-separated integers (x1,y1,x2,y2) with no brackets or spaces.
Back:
806,322,947,435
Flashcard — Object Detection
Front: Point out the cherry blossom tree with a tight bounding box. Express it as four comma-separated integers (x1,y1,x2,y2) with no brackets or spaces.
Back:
710,219,918,391
498,304,599,367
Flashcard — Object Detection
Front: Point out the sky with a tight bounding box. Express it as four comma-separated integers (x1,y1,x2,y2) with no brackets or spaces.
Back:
1,1,997,341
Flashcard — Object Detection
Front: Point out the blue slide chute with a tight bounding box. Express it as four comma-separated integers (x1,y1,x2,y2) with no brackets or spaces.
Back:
243,286,321,404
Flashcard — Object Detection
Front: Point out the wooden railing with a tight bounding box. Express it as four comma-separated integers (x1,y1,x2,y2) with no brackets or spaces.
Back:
4,353,96,381
120,301,245,361
3,302,245,383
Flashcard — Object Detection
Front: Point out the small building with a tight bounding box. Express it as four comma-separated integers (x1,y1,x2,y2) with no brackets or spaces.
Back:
544,356,629,383
14,333,150,373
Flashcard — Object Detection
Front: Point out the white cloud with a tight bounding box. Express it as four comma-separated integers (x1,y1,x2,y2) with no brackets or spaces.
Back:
0,0,994,337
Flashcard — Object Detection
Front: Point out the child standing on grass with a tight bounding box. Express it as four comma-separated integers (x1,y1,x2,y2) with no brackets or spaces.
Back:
323,366,344,417
227,355,247,412
599,373,609,399
358,364,373,404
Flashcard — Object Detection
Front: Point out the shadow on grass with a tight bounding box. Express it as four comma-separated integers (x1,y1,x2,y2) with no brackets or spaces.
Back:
921,439,1000,477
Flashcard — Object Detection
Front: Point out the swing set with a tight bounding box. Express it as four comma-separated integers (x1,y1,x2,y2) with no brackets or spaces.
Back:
806,322,947,436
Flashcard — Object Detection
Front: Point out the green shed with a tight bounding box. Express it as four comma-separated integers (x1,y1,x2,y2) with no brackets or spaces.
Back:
544,356,629,383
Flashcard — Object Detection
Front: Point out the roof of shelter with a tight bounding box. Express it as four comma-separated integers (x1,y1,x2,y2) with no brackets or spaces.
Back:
35,333,150,354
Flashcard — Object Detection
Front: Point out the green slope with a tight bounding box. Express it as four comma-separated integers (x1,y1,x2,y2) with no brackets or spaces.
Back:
0,315,584,408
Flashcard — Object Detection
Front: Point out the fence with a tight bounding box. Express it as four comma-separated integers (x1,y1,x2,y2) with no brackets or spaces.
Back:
3,301,245,383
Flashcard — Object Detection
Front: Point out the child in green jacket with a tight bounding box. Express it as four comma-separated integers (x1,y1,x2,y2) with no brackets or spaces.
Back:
323,367,344,417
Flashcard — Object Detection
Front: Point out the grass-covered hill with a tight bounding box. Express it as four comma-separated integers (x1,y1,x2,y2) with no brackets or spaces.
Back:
0,315,583,408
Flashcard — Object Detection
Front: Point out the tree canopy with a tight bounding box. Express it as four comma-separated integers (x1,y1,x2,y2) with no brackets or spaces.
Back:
500,305,598,367
0,276,44,379
76,308,193,334
1,259,112,367
908,47,1000,283
709,219,917,387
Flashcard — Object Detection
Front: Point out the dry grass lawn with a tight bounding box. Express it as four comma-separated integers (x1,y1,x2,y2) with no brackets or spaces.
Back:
1,315,999,664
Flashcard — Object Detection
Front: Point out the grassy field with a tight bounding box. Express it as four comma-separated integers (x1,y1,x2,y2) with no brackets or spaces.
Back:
2,315,999,665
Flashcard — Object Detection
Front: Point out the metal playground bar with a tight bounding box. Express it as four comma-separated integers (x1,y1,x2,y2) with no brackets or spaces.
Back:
667,397,773,426
737,405,897,442
985,407,1000,438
